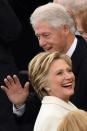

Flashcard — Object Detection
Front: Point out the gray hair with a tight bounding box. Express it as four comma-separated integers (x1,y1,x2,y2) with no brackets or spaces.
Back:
30,3,76,35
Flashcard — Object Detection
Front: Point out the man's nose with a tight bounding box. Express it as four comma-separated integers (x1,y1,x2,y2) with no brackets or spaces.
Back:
39,37,47,47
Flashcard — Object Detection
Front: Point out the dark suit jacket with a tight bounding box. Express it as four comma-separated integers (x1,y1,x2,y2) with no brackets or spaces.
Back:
15,92,41,131
0,0,22,83
18,35,87,131
0,0,22,131
70,35,87,110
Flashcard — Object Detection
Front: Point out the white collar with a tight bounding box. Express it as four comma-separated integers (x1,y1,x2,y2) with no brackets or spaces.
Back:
66,37,77,57
42,96,77,110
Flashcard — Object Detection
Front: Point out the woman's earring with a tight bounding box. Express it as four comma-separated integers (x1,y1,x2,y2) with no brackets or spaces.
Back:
46,88,50,92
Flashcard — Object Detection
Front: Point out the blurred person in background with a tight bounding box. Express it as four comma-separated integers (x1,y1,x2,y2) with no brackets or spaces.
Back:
73,6,87,42
53,0,87,38
53,0,87,16
58,109,87,131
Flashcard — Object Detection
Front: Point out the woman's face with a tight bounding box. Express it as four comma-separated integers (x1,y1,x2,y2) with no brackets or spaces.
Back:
46,59,75,102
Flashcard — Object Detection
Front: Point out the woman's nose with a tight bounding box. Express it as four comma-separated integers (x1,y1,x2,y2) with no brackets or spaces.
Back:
64,72,73,79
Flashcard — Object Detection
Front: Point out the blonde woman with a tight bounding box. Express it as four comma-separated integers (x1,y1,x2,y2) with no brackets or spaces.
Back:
28,52,77,131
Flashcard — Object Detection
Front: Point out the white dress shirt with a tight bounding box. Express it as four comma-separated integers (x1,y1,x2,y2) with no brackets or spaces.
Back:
66,37,77,57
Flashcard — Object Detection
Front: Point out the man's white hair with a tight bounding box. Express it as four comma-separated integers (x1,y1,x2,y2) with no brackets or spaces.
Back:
30,3,76,34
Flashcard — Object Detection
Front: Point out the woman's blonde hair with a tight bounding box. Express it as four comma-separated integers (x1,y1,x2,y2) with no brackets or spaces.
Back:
58,109,87,131
28,52,72,99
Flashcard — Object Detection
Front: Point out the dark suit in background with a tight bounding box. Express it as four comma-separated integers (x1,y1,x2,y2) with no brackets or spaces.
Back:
7,0,51,70
0,0,22,130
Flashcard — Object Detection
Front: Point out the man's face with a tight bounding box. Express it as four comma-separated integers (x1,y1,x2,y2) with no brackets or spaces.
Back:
34,21,68,53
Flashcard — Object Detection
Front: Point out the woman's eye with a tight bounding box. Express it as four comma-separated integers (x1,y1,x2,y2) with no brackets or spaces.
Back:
56,71,63,75
67,68,72,73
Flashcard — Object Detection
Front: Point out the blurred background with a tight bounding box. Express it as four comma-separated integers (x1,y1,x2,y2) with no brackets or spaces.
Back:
9,0,52,71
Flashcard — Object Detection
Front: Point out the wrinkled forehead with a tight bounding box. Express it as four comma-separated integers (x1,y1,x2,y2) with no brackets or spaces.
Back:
34,21,58,34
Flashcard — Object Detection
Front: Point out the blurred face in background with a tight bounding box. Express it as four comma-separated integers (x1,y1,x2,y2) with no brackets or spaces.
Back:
75,17,87,42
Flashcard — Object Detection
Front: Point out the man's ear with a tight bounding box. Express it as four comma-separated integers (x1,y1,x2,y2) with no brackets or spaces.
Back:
63,25,70,35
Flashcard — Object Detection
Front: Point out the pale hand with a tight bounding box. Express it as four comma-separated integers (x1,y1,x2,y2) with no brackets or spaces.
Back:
1,75,29,106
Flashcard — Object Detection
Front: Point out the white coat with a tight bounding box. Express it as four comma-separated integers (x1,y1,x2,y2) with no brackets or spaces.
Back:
34,96,77,131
